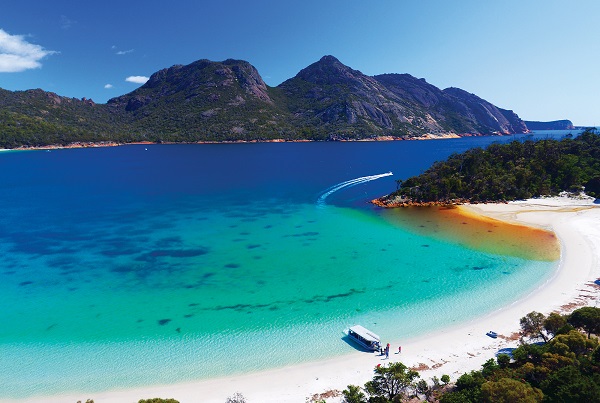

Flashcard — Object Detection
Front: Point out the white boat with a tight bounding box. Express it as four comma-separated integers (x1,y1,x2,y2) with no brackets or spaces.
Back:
347,325,381,351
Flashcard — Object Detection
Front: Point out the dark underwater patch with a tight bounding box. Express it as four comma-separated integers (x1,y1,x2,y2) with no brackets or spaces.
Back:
47,256,78,269
136,248,209,261
286,231,319,238
148,221,176,230
155,236,183,247
19,281,33,286
246,244,261,249
224,263,240,268
158,319,171,326
101,248,139,257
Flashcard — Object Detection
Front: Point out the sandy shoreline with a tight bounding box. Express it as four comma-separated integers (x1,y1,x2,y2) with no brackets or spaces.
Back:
7,197,600,403
1,132,475,153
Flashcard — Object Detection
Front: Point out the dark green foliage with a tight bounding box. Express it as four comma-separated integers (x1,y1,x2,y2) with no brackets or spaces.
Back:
138,399,179,403
364,362,420,401
342,385,367,403
441,311,600,403
568,306,600,338
497,354,511,368
480,378,543,402
385,129,600,203
540,366,600,403
543,312,568,339
343,362,420,403
439,371,485,403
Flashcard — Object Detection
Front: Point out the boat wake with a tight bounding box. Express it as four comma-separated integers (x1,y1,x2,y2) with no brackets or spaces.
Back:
317,172,393,207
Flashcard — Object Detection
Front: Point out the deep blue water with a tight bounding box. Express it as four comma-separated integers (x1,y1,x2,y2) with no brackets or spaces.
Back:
0,130,575,398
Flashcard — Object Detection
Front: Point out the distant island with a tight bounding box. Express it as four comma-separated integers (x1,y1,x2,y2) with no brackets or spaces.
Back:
0,55,541,149
373,129,600,206
524,120,575,131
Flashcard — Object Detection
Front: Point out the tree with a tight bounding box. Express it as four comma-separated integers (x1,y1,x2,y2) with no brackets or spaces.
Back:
138,399,179,403
543,312,567,338
224,392,246,403
440,374,450,385
480,378,543,403
548,330,597,358
568,306,600,338
364,362,420,402
540,365,600,403
415,379,430,400
520,311,548,342
342,385,367,403
497,354,511,368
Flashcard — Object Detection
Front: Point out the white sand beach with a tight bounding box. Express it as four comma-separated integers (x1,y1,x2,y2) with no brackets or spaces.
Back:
9,197,600,403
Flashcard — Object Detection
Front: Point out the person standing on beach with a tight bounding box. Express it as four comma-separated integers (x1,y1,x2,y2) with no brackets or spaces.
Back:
385,343,390,359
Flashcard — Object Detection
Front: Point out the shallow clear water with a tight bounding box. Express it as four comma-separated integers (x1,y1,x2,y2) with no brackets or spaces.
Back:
0,135,566,398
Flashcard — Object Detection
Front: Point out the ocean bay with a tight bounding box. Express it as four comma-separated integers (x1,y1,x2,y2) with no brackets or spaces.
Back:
0,134,567,398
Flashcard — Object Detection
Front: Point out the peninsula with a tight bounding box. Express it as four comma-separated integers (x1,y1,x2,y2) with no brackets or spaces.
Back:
374,129,600,207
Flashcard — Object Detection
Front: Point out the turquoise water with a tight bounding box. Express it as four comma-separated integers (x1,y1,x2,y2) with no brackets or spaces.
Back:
0,139,560,398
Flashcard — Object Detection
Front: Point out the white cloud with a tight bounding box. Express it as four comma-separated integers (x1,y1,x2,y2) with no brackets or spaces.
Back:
125,75,149,84
104,84,113,89
116,49,134,55
0,28,57,73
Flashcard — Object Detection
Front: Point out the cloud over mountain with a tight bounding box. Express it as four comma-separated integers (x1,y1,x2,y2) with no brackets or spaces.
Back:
125,75,149,84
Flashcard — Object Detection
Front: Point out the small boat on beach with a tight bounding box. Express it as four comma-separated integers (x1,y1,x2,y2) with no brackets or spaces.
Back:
486,331,498,339
347,325,381,351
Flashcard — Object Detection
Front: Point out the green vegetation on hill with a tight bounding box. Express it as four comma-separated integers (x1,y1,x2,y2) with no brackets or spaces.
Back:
0,56,531,148
379,129,600,204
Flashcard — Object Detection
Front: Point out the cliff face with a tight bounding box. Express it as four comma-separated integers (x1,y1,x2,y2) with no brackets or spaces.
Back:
440,87,528,135
0,55,536,147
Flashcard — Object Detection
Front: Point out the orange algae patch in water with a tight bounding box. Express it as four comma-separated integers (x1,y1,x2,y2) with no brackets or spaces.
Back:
381,205,560,261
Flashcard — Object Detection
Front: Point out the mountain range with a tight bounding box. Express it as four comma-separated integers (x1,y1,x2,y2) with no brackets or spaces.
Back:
1,55,540,148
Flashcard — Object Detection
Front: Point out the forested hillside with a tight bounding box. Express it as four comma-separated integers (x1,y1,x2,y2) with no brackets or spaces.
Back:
0,56,532,148
375,129,600,205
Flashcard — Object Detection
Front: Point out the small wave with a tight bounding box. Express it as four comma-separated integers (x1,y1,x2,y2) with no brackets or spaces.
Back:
317,172,392,207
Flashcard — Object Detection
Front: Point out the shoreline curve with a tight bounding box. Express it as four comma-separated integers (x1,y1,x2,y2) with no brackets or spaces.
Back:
5,197,600,403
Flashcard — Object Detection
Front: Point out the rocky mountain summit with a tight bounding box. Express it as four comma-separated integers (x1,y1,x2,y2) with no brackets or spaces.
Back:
0,55,538,148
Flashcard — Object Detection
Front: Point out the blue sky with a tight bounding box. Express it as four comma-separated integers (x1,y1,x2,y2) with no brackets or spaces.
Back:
1,0,598,125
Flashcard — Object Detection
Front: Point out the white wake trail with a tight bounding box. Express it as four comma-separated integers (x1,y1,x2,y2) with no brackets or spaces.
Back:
317,172,393,207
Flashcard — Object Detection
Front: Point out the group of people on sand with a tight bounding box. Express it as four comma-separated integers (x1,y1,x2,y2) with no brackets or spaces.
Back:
378,343,401,359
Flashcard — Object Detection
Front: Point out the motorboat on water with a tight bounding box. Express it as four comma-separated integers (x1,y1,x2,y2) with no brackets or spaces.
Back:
347,325,381,351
